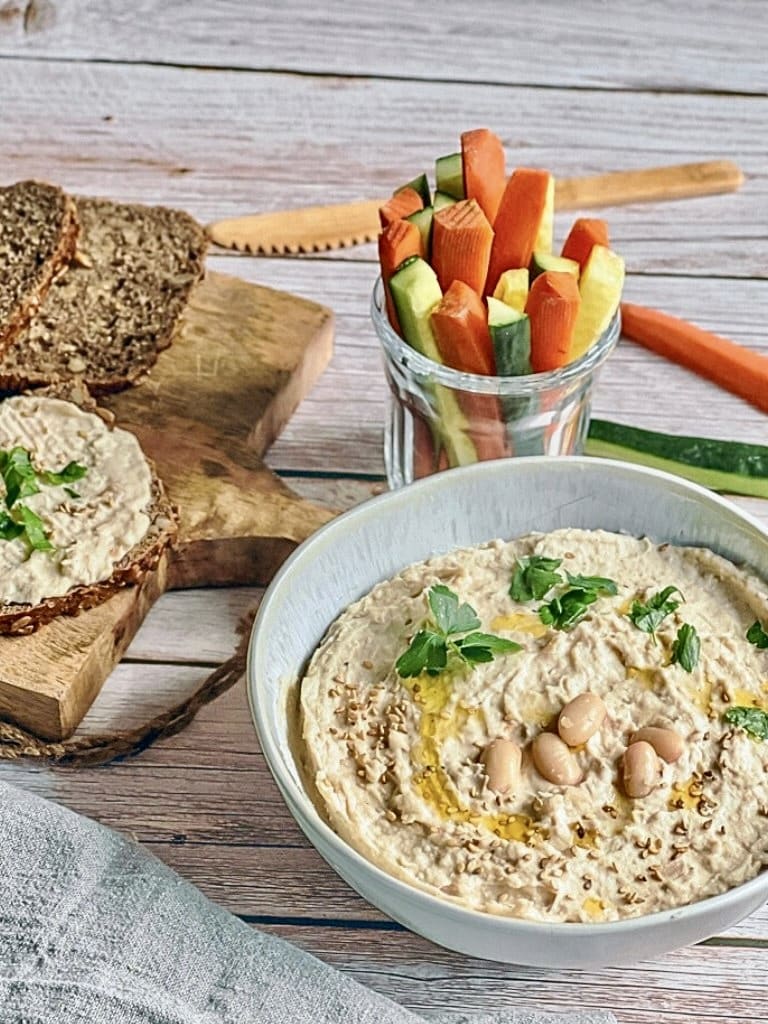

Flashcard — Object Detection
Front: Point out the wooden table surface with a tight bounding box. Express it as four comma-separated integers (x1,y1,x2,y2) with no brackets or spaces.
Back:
1,3,767,1021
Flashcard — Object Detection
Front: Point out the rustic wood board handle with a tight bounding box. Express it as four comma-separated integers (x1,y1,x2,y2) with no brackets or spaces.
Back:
207,160,744,253
554,160,744,210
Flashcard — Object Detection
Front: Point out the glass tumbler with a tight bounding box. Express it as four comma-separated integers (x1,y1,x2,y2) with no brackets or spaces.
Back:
372,278,621,489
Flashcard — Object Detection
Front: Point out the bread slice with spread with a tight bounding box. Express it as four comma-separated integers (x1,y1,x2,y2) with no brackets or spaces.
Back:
0,196,207,393
0,394,177,635
0,181,79,357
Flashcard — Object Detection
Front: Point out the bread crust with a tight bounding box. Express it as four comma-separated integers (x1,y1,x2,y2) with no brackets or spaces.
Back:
0,183,79,357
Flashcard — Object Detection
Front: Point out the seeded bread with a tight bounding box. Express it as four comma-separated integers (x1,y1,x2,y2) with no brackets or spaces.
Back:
0,393,177,636
0,197,208,394
0,181,79,355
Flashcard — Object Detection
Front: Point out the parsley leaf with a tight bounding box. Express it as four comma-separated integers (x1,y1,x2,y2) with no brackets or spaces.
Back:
396,585,521,678
0,511,24,541
14,505,54,552
670,623,700,672
453,632,521,665
395,629,447,678
747,620,768,650
428,583,480,635
40,461,88,487
509,555,563,602
723,705,768,741
628,585,684,636
0,446,40,508
565,572,617,596
539,587,599,630
0,446,89,552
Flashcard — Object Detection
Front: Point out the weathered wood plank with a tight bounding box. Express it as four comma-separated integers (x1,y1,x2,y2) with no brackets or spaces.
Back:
250,924,768,1024
0,0,765,96
0,61,765,277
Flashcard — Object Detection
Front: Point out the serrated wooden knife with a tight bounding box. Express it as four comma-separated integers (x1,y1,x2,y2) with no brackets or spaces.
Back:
206,160,743,254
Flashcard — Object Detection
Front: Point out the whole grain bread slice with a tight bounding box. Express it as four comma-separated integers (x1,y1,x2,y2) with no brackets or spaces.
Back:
0,475,176,636
0,196,208,394
0,181,79,355
0,389,177,636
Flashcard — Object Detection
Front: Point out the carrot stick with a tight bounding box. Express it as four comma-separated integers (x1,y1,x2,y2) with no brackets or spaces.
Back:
485,168,552,295
379,186,423,228
431,199,494,296
561,218,610,273
525,271,581,372
430,280,508,461
430,279,496,375
378,220,423,333
621,303,768,415
461,128,506,225
455,391,511,462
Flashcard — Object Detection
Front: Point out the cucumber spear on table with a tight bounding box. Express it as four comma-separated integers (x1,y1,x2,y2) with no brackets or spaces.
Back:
585,419,768,499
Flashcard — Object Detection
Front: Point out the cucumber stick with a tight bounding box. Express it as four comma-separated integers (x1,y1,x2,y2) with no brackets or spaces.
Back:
586,419,768,498
530,251,579,281
405,206,434,259
435,153,465,200
486,298,541,455
400,172,431,207
433,190,457,212
388,258,477,468
487,297,531,376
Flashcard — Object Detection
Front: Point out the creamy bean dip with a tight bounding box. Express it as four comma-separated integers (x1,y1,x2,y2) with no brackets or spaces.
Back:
300,528,768,923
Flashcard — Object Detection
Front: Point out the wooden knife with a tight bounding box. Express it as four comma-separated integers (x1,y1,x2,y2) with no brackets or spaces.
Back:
207,159,743,254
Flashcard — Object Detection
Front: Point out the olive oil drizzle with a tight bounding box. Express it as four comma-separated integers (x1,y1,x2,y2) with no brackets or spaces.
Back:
402,673,543,844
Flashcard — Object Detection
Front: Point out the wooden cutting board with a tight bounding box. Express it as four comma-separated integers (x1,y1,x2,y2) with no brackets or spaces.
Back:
0,270,336,740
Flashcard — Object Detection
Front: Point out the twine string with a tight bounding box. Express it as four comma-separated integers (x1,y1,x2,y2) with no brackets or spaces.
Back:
0,610,256,767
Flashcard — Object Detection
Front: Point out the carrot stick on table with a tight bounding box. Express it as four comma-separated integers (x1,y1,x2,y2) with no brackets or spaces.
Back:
621,303,768,415
378,219,423,332
430,280,509,462
525,270,581,372
485,168,552,295
461,128,506,224
561,218,610,273
430,279,496,375
431,199,494,297
379,186,423,228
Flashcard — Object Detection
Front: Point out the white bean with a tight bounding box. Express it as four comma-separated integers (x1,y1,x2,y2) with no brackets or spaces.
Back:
622,741,660,798
481,739,522,795
531,733,582,786
558,693,607,746
631,726,685,764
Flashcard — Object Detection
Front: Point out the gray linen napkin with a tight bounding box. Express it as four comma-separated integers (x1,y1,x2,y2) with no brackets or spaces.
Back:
0,780,615,1024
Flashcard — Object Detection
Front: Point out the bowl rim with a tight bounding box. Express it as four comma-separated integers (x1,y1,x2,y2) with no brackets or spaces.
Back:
247,456,768,937
371,276,621,396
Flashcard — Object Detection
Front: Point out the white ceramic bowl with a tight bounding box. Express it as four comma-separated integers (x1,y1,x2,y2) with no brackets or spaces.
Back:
247,457,768,968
